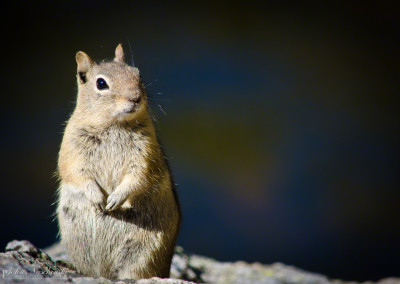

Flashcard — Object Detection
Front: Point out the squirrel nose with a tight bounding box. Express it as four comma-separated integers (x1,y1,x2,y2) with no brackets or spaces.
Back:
129,95,141,104
125,88,141,103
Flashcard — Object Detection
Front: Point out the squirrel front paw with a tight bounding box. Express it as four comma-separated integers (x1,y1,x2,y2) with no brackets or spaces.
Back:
86,187,106,212
105,191,128,211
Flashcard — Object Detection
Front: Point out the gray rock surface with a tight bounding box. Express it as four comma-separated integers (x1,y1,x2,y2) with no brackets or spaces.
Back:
0,240,398,284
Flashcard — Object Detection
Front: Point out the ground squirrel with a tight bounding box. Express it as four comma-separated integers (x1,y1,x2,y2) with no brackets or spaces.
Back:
56,44,181,280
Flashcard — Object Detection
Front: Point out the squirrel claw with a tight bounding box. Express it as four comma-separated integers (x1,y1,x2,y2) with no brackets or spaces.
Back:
95,203,105,212
105,192,126,211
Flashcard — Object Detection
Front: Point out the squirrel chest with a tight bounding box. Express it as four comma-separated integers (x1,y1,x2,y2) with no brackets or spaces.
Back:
73,124,150,193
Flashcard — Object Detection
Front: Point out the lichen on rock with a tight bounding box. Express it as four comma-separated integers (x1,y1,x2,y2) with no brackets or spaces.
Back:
0,240,399,284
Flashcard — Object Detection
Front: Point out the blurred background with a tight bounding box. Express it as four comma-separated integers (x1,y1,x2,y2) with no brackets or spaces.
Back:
1,1,399,281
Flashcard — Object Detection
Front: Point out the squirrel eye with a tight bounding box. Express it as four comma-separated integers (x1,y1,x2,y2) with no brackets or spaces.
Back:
96,78,109,90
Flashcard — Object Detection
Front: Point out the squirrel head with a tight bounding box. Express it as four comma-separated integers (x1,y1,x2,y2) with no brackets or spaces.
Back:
74,44,148,126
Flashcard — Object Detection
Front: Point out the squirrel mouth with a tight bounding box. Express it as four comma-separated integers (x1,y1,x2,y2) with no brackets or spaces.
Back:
121,101,141,116
122,104,139,115
124,109,135,114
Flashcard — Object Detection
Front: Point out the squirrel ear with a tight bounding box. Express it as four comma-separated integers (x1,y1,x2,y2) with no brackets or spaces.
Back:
114,44,125,63
76,51,93,83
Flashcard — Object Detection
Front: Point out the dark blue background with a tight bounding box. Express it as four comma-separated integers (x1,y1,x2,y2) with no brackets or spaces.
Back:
1,1,399,281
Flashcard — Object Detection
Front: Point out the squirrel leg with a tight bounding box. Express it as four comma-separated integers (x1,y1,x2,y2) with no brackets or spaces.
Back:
105,174,141,211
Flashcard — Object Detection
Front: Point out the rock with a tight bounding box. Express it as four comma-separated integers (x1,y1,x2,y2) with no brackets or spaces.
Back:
0,240,399,284
5,240,51,261
1,240,79,283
